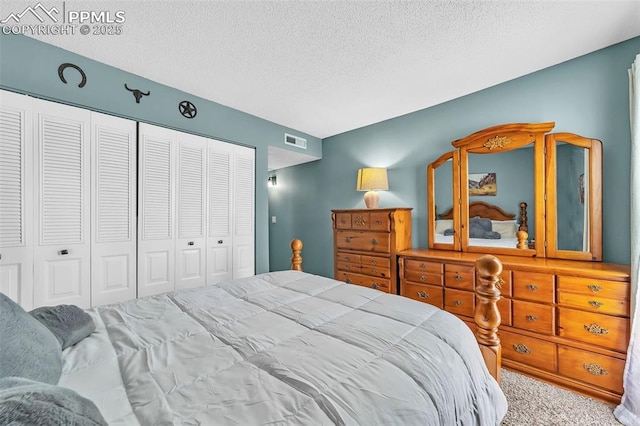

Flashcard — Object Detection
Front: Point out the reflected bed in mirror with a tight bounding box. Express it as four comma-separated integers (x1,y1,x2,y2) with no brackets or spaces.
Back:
435,201,528,249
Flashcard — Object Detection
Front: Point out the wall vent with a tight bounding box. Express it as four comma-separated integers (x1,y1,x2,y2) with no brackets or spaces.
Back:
284,133,307,149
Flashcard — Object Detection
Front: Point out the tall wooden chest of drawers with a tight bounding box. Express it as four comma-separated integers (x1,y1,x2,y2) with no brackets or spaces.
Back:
332,208,412,293
398,249,631,403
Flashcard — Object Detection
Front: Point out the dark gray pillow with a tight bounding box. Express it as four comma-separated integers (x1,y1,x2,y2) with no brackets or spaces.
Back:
0,293,62,385
0,377,107,426
30,305,95,350
469,217,502,239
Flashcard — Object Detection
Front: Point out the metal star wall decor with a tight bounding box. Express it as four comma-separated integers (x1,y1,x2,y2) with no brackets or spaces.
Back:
178,100,197,119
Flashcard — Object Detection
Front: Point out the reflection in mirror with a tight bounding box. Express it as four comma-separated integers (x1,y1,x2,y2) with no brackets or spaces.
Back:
466,144,535,249
428,151,459,250
556,144,588,252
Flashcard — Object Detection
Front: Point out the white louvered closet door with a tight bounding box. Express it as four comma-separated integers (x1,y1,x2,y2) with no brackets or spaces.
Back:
232,145,255,278
33,99,91,309
138,123,176,297
0,90,34,309
175,133,206,290
91,112,137,306
207,139,233,284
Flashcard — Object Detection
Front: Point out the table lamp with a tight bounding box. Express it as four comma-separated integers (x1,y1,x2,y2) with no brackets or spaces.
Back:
356,167,388,209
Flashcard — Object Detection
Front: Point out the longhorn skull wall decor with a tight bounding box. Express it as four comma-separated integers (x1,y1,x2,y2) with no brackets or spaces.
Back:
124,84,150,103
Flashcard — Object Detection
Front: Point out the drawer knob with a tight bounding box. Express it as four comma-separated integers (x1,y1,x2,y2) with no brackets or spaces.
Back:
371,269,378,274
419,275,426,281
526,315,538,322
417,291,429,299
371,283,379,290
583,363,608,376
526,284,538,292
345,237,351,243
513,343,532,354
584,323,609,335
340,219,347,224
371,239,378,245
454,300,463,306
370,259,377,265
587,284,603,293
588,300,603,309
454,274,463,281
419,263,426,269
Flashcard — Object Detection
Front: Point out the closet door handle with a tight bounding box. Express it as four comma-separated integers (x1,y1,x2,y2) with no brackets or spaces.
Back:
59,249,69,255
188,241,195,246
218,240,223,244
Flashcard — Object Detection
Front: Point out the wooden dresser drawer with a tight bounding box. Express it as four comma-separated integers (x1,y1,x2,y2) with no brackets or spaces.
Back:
512,300,554,335
444,288,475,317
557,292,629,317
336,261,361,273
336,271,390,292
361,255,390,268
404,270,443,286
369,212,391,231
404,259,443,274
335,231,391,253
513,271,555,303
444,264,475,290
500,329,557,373
335,213,352,229
401,282,443,309
497,297,512,326
558,345,625,394
557,276,628,300
558,308,630,352
361,265,391,278
336,252,361,264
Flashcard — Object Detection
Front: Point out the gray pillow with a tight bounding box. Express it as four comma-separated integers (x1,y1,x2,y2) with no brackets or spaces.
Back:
0,293,62,385
0,377,107,426
30,305,95,349
469,217,502,239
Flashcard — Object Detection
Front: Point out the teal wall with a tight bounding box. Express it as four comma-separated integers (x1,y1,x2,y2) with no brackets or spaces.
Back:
0,33,322,274
269,36,640,277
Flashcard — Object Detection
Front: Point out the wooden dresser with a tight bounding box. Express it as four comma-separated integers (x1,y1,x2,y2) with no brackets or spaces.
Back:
332,208,412,293
398,249,631,403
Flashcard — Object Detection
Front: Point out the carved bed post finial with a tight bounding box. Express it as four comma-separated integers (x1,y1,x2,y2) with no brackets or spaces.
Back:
474,254,502,383
290,239,303,271
519,202,528,232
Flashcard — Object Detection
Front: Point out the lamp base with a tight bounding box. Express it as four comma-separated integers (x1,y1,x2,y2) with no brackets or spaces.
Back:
363,190,380,209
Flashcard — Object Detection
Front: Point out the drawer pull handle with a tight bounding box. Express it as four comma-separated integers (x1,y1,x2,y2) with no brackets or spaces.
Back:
371,269,378,274
370,259,377,265
371,283,379,290
417,291,429,299
583,363,608,376
59,249,69,255
340,219,347,224
526,284,538,292
526,315,538,322
345,278,352,284
345,237,351,243
419,275,426,281
454,300,463,306
375,220,382,225
454,274,463,281
513,343,532,354
587,284,603,293
588,300,603,309
371,239,378,245
419,263,426,269
497,276,505,290
584,323,609,335
344,256,351,261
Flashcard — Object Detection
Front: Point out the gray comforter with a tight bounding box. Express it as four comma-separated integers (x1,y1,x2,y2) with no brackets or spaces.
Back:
59,271,507,425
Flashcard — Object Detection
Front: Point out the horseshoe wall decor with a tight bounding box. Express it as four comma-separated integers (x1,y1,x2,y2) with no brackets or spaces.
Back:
178,100,197,119
58,63,87,88
124,84,150,103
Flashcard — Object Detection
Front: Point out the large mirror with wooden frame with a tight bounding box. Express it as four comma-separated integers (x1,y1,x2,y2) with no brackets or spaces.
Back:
427,122,604,261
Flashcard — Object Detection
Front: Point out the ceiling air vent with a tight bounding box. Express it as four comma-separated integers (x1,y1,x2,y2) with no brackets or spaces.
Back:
284,133,307,149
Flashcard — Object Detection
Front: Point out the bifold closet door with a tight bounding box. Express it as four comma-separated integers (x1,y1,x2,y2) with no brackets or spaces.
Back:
232,145,255,279
175,133,206,290
91,112,137,306
33,99,91,308
0,90,34,310
138,123,176,297
207,140,233,284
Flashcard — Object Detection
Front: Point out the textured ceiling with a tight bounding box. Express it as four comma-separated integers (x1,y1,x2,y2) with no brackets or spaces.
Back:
6,1,640,139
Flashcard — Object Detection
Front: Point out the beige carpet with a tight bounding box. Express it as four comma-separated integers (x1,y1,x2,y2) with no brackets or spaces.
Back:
500,369,621,425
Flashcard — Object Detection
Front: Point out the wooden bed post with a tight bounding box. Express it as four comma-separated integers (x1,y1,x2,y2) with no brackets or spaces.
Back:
474,254,503,383
290,239,303,271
